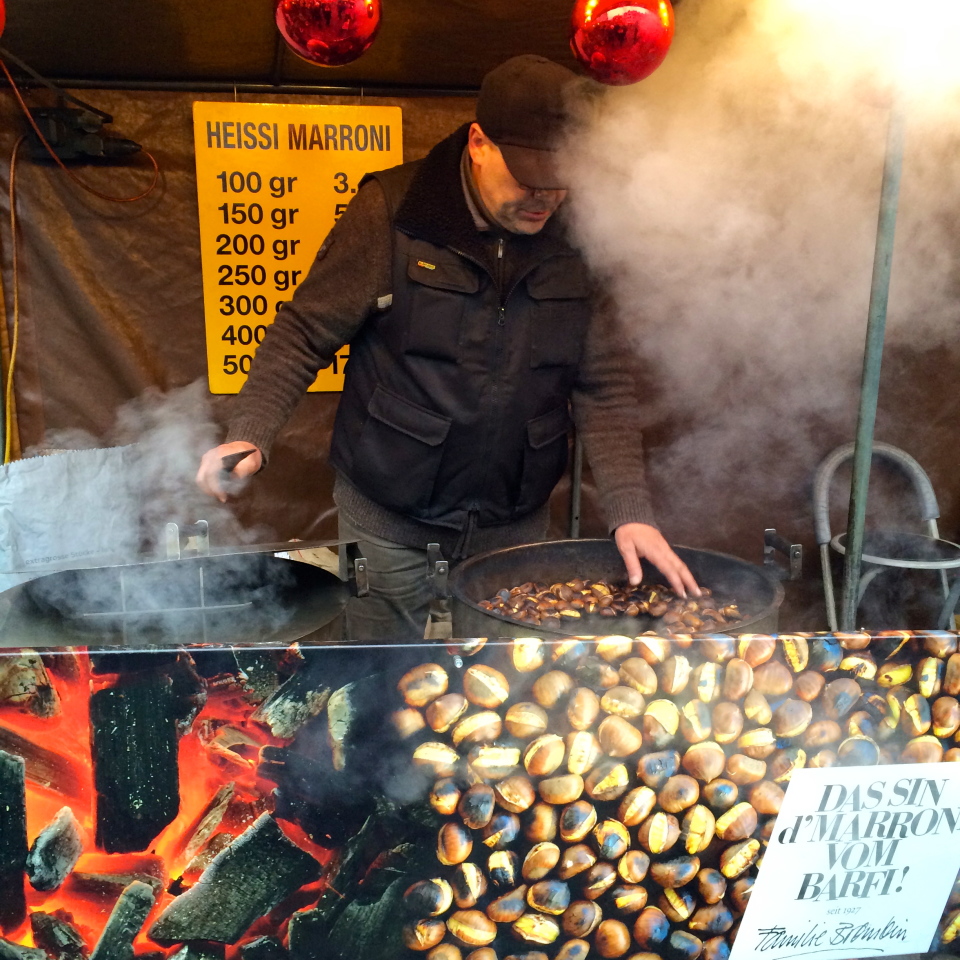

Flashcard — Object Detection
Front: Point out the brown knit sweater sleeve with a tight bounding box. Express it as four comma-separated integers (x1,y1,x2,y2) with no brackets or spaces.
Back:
571,295,658,532
225,180,392,459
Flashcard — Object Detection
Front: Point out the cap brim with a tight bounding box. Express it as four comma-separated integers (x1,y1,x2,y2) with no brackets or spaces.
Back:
499,144,566,190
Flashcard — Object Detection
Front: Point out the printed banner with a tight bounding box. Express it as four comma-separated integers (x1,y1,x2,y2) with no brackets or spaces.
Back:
193,102,403,393
730,763,960,960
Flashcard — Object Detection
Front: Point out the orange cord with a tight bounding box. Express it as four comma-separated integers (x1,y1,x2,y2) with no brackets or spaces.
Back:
0,58,160,203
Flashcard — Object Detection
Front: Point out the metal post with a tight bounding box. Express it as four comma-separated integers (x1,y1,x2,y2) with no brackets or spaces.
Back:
840,89,908,630
569,431,583,539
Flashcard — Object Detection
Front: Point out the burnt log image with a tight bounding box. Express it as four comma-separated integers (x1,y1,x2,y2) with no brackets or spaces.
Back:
0,728,82,797
90,675,180,853
148,814,320,945
89,881,156,960
30,911,88,960
26,807,83,891
239,938,287,960
251,664,331,740
0,750,27,932
0,652,59,718
0,940,45,960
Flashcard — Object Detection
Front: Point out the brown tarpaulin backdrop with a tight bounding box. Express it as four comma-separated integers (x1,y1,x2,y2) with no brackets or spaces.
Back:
1,88,958,629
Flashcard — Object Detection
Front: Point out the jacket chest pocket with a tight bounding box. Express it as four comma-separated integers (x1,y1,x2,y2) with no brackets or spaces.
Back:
404,245,481,362
526,258,592,368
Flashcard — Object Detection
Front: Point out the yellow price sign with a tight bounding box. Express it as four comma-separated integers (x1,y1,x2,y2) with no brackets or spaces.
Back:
193,102,403,393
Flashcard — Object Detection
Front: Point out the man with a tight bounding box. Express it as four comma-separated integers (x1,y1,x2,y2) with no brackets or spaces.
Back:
197,54,699,640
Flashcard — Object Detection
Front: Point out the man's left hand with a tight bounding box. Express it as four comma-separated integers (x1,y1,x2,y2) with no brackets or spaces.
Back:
614,522,701,598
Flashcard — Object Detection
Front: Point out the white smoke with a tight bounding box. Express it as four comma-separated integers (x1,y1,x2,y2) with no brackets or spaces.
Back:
561,0,960,545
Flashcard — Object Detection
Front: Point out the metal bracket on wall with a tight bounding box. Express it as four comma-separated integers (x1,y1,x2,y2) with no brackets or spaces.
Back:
165,520,210,560
427,542,449,600
764,527,802,581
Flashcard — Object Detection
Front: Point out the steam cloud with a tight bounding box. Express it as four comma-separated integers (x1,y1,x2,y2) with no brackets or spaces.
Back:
562,0,960,548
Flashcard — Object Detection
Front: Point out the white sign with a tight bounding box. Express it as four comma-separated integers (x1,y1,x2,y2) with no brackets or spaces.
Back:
730,763,960,960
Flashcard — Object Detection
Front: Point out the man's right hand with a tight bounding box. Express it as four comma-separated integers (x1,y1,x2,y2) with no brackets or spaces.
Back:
196,442,263,503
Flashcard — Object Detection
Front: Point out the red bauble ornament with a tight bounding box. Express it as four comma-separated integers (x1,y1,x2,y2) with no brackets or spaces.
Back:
276,0,382,68
570,0,674,86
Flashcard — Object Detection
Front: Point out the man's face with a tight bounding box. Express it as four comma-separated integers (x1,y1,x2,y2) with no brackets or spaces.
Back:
467,124,567,236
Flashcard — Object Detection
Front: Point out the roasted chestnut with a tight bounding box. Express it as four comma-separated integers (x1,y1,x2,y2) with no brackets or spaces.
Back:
469,745,521,781
554,941,590,960
681,804,716,853
637,811,680,854
431,778,462,816
737,727,776,760
459,784,496,830
822,678,862,720
748,780,784,815
438,822,473,865
711,702,744,745
567,687,601,731
451,862,488,908
698,867,727,905
513,637,545,673
637,749,681,789
743,689,772,725
585,759,631,801
701,778,739,812
414,742,460,779
595,919,632,958
643,701,681,746
803,720,842,749
719,839,760,878
504,702,548,739
512,912,561,945
768,746,806,782
725,754,766,785
618,848,651,883
448,910,498,947
658,775,700,813
427,693,469,732
780,635,809,673
427,945,462,960
752,660,793,696
722,659,753,701
593,819,631,860
620,657,659,696
599,715,645,757
405,878,455,917
729,876,754,914
610,884,648,916
523,841,561,881
933,697,960,738
488,850,521,888
901,693,932,738
680,700,712,743
487,885,529,923
495,775,536,814
682,742,726,783
772,699,813,739
526,879,571,916
666,930,704,960
402,919,446,952
633,905,671,949
524,735,566,777
794,671,825,702
560,800,599,843
532,670,575,709
659,888,696,923
660,655,692,696
463,665,510,709
482,812,521,850
618,785,657,825
900,735,943,764
566,731,602,776
714,802,758,841
558,843,597,880
523,802,559,842
692,662,721,703
737,635,775,667
650,855,700,889
602,685,647,719
399,663,449,707
582,862,618,899
562,900,603,937
689,904,734,936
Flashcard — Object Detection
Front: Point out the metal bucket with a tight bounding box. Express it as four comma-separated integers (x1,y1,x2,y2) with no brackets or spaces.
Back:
450,539,784,639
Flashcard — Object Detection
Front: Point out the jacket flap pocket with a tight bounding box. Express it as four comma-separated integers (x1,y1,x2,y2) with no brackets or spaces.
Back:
407,245,480,294
367,386,452,447
527,257,591,300
527,405,572,450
